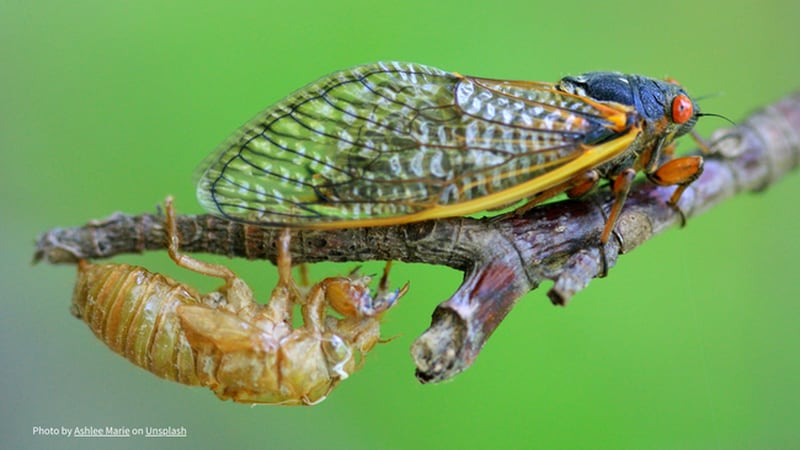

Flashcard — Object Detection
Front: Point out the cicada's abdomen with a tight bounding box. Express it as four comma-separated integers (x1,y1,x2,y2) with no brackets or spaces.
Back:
72,260,202,385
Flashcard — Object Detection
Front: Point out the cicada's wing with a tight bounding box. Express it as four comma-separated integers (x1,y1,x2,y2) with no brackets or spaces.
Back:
195,62,634,228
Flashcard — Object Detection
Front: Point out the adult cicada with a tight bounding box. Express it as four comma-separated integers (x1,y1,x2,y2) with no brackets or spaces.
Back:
195,61,705,246
71,198,406,405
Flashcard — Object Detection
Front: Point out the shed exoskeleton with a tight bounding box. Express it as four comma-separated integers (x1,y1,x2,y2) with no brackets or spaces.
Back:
71,198,406,405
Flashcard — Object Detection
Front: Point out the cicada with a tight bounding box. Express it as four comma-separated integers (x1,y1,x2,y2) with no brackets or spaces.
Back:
71,198,406,405
195,61,704,246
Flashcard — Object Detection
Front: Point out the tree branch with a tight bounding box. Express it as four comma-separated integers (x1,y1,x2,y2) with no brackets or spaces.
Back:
34,92,800,383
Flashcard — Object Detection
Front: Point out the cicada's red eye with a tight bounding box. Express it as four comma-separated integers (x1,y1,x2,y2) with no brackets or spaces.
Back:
672,94,694,124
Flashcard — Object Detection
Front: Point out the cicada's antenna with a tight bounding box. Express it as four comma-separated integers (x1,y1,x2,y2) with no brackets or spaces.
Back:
692,92,736,126
697,112,736,126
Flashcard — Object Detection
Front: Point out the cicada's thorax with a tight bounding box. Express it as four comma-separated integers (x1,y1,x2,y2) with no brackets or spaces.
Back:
557,72,700,179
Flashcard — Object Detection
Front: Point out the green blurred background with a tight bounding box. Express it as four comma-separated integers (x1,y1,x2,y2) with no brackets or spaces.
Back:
3,1,799,449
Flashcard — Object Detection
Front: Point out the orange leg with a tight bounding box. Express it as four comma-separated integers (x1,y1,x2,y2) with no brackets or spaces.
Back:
498,170,600,221
600,169,636,246
594,169,636,277
566,170,600,198
648,155,704,226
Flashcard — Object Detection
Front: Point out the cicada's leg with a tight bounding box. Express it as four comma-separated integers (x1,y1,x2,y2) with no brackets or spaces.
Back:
691,130,712,153
163,197,256,312
491,170,600,222
565,170,601,198
600,169,636,247
586,168,637,277
647,155,704,226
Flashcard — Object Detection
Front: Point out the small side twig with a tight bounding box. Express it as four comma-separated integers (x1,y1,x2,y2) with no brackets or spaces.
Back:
34,92,800,383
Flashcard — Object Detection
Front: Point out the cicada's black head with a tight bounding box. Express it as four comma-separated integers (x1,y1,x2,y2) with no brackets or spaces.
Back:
557,72,699,138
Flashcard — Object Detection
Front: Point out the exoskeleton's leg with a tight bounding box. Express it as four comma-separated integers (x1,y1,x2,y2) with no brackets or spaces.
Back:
263,228,301,323
301,283,328,332
373,261,409,316
164,197,237,282
322,261,409,320
325,261,408,358
163,197,255,311
298,263,310,287
303,259,410,336
275,228,294,288
378,261,393,293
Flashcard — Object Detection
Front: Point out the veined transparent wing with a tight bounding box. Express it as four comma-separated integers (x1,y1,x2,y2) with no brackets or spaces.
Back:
194,61,633,228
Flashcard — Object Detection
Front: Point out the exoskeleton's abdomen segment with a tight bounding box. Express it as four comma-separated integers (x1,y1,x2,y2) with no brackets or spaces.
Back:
72,261,202,385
